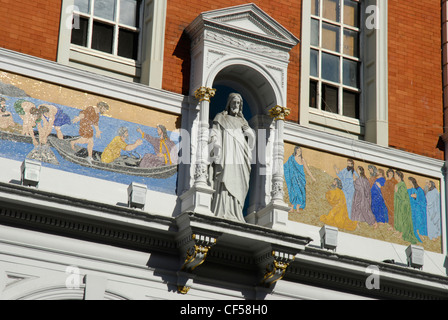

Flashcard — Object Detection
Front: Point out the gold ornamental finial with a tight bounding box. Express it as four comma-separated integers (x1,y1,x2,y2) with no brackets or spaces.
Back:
194,86,216,102
268,105,290,121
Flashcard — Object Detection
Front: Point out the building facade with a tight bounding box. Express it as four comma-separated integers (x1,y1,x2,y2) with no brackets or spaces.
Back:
0,0,447,300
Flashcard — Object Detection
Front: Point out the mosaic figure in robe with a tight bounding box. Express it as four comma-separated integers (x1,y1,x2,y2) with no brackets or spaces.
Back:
284,145,316,213
101,126,143,164
334,158,358,219
382,169,398,230
351,166,377,227
320,178,358,231
425,180,441,240
407,177,427,239
70,101,110,164
394,171,420,244
371,168,389,224
137,125,178,168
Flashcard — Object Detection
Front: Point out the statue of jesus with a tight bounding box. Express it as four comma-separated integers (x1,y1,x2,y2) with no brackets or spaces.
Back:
208,93,255,222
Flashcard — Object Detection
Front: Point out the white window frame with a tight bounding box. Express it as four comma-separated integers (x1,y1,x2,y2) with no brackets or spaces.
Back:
58,0,166,87
300,0,388,145
71,0,142,61
310,0,362,121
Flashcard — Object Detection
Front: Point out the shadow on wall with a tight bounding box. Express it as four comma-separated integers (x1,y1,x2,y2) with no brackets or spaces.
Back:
172,31,191,96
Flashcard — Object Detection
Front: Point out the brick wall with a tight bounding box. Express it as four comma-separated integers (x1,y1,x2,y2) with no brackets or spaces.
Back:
388,0,444,160
163,0,302,120
0,0,443,160
0,0,61,61
166,0,444,160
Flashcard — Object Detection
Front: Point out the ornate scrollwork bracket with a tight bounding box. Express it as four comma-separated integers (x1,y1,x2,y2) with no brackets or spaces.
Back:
261,251,295,287
268,105,290,121
177,233,217,294
181,234,217,272
194,86,216,102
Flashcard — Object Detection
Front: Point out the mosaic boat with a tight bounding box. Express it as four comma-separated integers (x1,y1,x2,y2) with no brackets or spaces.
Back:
48,136,178,179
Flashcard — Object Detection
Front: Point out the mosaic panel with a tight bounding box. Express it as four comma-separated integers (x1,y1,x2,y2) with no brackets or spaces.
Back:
284,143,443,253
0,71,180,195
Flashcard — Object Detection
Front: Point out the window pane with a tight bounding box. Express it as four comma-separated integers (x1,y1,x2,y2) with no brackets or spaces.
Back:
310,80,318,108
343,29,359,57
71,16,89,47
322,22,340,52
74,0,90,13
323,0,340,22
92,21,114,54
322,83,339,114
118,28,139,59
120,0,139,27
322,52,340,83
343,90,359,118
343,59,359,88
344,0,359,28
310,49,319,77
94,0,116,21
311,0,320,16
311,19,319,47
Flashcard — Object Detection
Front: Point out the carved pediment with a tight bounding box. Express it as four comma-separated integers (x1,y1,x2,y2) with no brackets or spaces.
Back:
186,3,299,51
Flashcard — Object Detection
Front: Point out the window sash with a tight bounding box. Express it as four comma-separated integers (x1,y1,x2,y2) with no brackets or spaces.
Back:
72,0,141,60
310,0,361,120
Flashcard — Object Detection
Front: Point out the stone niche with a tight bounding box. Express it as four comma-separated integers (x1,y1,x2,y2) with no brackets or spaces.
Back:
179,3,299,230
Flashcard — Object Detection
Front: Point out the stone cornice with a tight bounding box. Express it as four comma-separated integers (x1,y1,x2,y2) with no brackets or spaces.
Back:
0,181,446,299
287,246,448,300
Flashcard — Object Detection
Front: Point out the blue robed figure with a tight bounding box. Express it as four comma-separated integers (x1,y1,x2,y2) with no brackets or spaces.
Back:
408,177,427,241
284,146,315,211
371,174,388,223
284,154,306,210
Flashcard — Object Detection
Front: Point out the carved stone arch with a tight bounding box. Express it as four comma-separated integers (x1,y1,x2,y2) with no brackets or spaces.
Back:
186,3,298,106
206,58,282,119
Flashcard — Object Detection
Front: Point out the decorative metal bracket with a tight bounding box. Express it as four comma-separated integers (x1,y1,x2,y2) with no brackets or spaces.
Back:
181,234,217,272
261,251,295,287
177,233,217,294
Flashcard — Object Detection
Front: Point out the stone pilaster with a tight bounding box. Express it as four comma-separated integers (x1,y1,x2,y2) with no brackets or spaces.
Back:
180,87,216,215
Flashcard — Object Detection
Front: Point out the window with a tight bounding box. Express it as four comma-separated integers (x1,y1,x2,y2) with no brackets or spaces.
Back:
309,0,361,120
301,0,388,144
58,0,167,86
71,0,141,60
